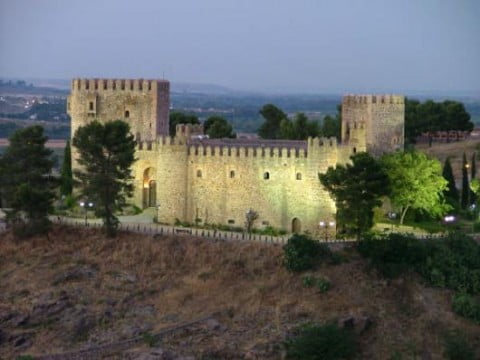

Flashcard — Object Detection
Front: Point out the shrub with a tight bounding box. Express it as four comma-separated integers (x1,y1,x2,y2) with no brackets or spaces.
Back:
284,323,357,360
283,234,325,272
141,332,158,347
357,233,427,278
316,277,332,293
302,275,315,288
443,330,475,360
452,293,480,324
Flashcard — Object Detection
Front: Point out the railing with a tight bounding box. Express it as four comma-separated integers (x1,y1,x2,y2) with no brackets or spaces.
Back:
50,217,357,245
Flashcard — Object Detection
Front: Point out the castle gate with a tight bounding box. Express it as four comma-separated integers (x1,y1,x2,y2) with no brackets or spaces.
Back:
292,218,301,233
142,167,157,208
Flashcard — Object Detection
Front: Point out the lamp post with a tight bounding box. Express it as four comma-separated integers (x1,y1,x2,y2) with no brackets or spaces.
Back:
79,201,94,226
388,211,397,231
319,220,335,241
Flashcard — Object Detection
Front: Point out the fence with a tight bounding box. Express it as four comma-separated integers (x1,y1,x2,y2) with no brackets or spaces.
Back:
50,217,355,246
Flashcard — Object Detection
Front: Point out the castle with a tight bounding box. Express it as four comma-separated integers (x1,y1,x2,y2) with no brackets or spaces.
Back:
67,79,404,235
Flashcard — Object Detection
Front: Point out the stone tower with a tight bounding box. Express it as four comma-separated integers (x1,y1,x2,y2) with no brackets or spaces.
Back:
67,78,170,141
341,95,405,156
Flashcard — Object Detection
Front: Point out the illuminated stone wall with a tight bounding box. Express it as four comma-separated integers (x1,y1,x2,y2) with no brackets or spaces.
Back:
68,79,404,234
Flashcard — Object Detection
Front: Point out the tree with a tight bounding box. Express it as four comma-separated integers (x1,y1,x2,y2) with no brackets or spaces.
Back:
461,152,470,209
319,152,390,239
60,140,73,196
169,111,199,136
321,114,341,140
73,120,136,237
203,116,235,138
472,152,477,205
258,104,287,139
443,157,459,207
382,151,449,224
244,209,259,233
0,126,56,237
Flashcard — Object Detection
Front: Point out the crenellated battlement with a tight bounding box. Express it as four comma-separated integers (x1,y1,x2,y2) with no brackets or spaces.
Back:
343,94,404,105
71,78,169,92
188,144,307,158
307,136,337,148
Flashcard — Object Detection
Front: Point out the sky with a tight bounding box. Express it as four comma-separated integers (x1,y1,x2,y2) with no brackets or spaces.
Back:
0,0,479,94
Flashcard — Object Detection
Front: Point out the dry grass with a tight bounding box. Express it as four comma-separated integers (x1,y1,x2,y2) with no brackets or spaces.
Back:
416,139,480,180
0,226,479,359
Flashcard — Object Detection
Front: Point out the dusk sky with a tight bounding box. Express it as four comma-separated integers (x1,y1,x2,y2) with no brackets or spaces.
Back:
0,0,479,94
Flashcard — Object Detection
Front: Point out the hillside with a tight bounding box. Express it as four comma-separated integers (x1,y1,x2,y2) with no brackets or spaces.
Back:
416,138,480,181
0,226,479,359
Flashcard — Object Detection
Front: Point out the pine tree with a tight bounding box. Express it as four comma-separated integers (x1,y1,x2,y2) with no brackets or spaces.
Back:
0,126,56,237
73,120,136,237
461,152,470,209
60,140,73,196
442,157,459,206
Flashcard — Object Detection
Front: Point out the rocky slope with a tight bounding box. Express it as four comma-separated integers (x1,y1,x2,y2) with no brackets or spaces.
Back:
0,226,479,359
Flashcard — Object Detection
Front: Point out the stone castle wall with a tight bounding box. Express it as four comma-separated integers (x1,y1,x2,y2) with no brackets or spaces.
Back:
68,78,404,234
342,95,404,157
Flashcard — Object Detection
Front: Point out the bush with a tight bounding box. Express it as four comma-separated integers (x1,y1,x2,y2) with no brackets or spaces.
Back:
316,277,332,293
251,225,287,236
452,293,480,324
283,234,331,272
284,323,357,360
443,330,475,360
357,233,427,278
302,275,315,288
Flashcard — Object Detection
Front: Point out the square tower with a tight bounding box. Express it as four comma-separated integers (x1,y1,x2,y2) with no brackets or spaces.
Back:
341,94,405,156
67,78,170,141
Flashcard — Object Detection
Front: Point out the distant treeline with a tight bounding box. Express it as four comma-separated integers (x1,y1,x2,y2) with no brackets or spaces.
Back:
0,100,69,122
0,121,70,139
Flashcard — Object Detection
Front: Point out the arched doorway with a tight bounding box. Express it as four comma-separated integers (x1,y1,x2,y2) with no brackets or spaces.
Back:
292,218,301,233
142,167,156,208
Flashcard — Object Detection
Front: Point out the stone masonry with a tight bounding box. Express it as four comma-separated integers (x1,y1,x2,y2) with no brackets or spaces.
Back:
68,78,404,235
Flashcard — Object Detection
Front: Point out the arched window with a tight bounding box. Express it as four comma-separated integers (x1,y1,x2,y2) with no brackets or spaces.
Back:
230,170,235,178
125,110,130,118
296,172,302,180
197,170,202,178
264,172,270,180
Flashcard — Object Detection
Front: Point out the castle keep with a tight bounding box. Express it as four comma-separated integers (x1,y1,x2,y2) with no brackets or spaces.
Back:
68,78,404,235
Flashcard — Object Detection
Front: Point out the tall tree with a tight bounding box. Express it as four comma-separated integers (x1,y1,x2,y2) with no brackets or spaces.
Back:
461,152,470,209
319,152,390,239
382,151,450,224
204,116,235,138
442,157,459,207
472,152,477,204
169,112,199,136
73,120,136,237
257,104,287,139
0,126,56,237
321,114,341,140
60,140,73,196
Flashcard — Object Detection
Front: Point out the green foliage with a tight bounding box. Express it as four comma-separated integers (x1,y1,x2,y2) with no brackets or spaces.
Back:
381,151,450,224
72,120,136,237
284,323,357,360
320,105,341,140
257,104,287,139
320,152,390,239
16,356,35,360
283,234,332,272
141,331,158,347
358,233,428,278
316,277,332,293
461,152,470,209
404,98,473,144
169,111,199,136
251,225,287,236
0,125,56,238
60,140,73,196
204,116,235,138
443,157,459,208
443,330,475,360
302,275,315,288
452,293,480,324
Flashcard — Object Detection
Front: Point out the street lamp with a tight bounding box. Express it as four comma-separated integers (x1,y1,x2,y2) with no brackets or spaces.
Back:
319,220,335,241
388,211,397,231
79,201,94,226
